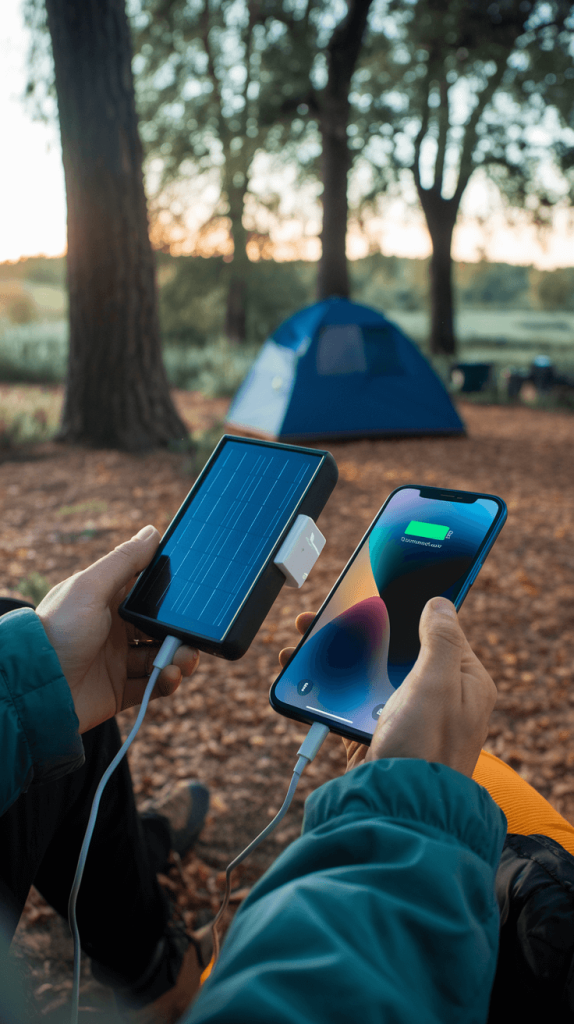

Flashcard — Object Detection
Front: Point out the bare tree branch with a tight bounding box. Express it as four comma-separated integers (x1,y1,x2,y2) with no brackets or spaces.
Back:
326,0,374,103
454,60,507,203
433,75,449,193
200,0,226,142
412,74,432,193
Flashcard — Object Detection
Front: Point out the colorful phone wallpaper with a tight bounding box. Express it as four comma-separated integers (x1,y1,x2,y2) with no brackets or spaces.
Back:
273,487,500,737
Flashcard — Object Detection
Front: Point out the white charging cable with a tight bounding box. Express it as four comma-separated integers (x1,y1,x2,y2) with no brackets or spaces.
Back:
209,721,330,964
68,635,182,1024
68,630,329,1020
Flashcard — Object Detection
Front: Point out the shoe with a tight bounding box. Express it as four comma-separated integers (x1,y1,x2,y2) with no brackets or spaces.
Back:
113,782,211,1021
115,937,204,1024
145,780,210,857
113,915,214,1024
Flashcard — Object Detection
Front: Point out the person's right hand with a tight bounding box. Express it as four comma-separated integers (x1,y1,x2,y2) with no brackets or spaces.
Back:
279,598,497,779
358,598,496,777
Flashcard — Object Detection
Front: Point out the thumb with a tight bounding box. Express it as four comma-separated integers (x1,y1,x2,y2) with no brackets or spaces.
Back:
414,597,465,681
80,524,160,606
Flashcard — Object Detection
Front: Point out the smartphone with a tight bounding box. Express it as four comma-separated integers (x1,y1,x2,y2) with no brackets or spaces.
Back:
119,435,338,660
270,485,506,743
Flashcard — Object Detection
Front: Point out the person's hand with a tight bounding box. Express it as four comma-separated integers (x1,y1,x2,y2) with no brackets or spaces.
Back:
36,525,200,734
278,611,315,671
279,598,497,778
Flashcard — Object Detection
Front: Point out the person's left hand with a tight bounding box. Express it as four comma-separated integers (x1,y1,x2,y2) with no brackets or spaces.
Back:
278,611,315,672
37,525,200,734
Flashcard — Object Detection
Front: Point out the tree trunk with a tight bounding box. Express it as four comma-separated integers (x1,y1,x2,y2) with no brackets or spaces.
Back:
316,0,374,302
317,100,351,300
428,220,456,356
225,273,247,346
45,0,188,451
224,175,250,345
418,189,458,356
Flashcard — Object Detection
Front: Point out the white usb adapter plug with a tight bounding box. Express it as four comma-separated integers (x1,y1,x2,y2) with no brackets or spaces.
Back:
273,514,326,588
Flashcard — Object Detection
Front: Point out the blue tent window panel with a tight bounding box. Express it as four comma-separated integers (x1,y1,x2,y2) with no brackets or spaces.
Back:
316,324,405,377
361,327,405,376
316,325,367,375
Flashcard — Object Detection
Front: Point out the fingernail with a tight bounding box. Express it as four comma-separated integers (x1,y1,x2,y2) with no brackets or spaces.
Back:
182,649,200,670
133,524,155,540
430,596,457,618
180,646,199,662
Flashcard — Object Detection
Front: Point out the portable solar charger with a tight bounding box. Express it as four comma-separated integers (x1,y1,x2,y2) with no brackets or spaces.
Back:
119,436,338,660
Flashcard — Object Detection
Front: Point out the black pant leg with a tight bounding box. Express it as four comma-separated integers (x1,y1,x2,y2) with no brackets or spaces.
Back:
0,719,171,988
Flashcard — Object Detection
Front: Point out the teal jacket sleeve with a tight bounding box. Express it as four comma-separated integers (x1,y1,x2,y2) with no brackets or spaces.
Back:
188,759,507,1024
0,608,84,817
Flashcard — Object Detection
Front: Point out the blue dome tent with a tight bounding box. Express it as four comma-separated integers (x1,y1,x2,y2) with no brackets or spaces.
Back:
226,298,464,440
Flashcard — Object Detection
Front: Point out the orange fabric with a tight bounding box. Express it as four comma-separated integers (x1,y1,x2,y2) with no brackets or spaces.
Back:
200,956,214,985
473,748,574,858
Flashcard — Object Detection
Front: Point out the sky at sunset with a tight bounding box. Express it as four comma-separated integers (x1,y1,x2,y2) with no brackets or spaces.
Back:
0,0,572,270
1,2,67,262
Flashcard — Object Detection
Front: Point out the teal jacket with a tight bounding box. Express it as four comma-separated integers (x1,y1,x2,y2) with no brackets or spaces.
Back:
0,608,84,816
188,759,507,1024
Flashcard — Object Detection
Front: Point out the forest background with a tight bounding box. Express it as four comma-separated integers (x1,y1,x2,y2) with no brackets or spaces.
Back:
0,0,572,447
1,249,574,413
1,251,572,428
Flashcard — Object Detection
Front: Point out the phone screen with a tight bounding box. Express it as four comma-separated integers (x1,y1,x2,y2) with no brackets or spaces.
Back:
123,439,322,641
272,486,502,738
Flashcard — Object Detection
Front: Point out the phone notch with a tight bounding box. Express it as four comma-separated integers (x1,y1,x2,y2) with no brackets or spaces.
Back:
419,487,477,503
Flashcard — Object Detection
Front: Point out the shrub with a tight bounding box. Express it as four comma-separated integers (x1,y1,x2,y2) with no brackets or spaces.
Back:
6,292,38,325
21,256,66,287
158,255,228,346
0,322,68,383
533,268,574,312
157,254,316,348
163,340,257,395
0,409,55,447
0,321,257,396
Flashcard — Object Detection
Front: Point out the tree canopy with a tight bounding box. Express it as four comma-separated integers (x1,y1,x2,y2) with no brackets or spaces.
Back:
131,0,330,339
23,0,574,357
351,0,574,352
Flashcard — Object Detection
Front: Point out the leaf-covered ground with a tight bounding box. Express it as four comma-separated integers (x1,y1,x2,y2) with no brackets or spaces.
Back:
2,394,574,1019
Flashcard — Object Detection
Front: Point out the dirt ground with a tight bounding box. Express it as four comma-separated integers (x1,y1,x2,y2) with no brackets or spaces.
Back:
3,393,574,1019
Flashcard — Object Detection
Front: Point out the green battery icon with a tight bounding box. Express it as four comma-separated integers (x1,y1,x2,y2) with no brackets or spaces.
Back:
405,521,450,541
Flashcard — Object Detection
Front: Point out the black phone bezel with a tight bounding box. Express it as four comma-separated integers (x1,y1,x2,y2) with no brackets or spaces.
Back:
119,434,338,660
269,483,507,744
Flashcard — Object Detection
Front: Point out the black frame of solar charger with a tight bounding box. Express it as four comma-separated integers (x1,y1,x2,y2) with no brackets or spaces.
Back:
119,435,338,660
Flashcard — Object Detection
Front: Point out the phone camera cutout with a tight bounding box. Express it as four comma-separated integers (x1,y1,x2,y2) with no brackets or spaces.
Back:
297,679,314,696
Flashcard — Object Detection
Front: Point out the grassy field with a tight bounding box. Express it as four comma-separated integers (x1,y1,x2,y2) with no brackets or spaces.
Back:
1,316,574,448
1,254,574,418
2,305,574,373
392,307,574,368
